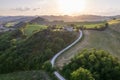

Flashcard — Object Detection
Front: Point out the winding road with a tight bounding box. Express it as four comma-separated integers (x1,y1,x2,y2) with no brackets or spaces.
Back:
50,30,83,80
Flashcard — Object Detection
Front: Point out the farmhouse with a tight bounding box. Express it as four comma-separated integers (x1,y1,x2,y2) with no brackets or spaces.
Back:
0,25,4,29
63,26,73,31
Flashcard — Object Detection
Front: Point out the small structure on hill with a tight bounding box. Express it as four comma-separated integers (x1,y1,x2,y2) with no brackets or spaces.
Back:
63,26,73,31
0,25,4,29
0,24,15,32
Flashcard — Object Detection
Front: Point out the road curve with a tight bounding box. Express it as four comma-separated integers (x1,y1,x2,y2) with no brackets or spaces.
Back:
54,71,66,80
50,30,83,80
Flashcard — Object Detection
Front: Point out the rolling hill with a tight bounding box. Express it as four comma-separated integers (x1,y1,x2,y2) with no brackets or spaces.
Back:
41,15,111,22
56,21,120,68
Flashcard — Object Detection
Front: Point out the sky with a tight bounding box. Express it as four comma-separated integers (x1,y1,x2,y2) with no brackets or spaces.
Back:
0,0,120,16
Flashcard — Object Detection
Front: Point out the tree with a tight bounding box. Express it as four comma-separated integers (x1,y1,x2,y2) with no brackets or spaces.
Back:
71,67,95,80
105,23,109,27
42,61,54,73
62,49,120,80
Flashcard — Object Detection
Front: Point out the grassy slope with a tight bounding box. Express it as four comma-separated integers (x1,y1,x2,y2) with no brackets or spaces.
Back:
74,21,105,29
23,24,47,37
56,23,120,68
84,22,105,28
0,71,51,80
108,19,120,25
5,22,17,27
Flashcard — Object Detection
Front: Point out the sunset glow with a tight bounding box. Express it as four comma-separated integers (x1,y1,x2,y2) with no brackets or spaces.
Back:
58,0,86,15
0,0,120,16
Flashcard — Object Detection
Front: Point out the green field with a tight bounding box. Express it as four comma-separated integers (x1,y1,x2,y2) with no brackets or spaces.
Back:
0,71,51,80
56,22,120,68
84,22,105,29
5,22,17,27
73,21,106,29
22,24,47,37
108,19,120,25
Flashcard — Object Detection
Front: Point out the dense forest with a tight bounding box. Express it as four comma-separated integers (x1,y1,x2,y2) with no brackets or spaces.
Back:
61,49,120,80
0,28,78,74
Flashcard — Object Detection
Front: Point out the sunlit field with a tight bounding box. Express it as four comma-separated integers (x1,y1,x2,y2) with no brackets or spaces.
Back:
108,19,120,25
5,22,18,27
21,24,47,37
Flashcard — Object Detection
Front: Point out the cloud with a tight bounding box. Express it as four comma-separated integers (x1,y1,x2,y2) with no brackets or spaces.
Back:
12,7,41,11
13,7,31,11
32,8,41,11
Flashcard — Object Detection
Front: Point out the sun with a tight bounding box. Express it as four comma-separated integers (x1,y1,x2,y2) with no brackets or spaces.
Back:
58,0,86,15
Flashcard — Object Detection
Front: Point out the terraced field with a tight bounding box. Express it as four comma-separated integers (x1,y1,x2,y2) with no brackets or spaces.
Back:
56,23,120,68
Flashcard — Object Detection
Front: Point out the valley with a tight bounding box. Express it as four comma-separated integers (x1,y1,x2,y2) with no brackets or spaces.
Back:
0,0,120,80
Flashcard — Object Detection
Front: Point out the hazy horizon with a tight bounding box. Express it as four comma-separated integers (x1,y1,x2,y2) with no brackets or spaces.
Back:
0,0,120,16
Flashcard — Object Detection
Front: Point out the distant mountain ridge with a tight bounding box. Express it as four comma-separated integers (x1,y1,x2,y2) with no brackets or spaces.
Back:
41,15,104,22
0,16,36,24
41,15,120,22
29,17,48,24
0,15,120,24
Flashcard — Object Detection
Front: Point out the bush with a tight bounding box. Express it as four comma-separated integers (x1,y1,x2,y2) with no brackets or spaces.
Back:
42,61,54,73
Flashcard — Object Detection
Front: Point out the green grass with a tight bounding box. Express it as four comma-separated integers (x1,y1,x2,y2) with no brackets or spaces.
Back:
0,71,51,80
23,24,47,37
56,23,120,68
84,23,105,29
5,22,17,27
108,19,120,25
75,21,106,29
